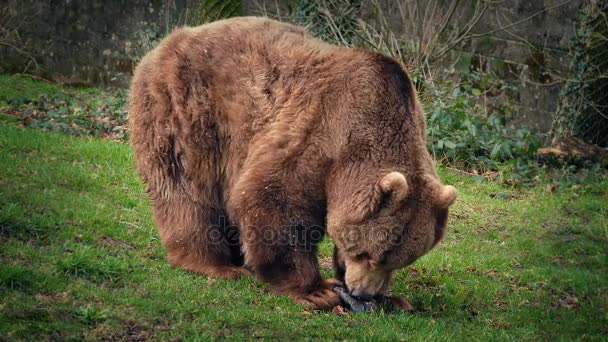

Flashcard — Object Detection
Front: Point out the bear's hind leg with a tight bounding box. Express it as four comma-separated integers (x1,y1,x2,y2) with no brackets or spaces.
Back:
153,196,249,279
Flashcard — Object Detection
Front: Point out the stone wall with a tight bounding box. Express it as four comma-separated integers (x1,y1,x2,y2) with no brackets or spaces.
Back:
0,0,199,86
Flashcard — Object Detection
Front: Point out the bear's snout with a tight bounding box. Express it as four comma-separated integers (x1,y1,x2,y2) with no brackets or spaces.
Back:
349,287,377,299
344,259,392,298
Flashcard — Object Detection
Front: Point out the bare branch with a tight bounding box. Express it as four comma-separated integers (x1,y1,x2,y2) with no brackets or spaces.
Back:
469,0,574,38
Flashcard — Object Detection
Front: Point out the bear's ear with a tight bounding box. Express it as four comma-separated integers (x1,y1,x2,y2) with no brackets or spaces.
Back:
436,185,457,208
372,172,409,211
341,172,409,223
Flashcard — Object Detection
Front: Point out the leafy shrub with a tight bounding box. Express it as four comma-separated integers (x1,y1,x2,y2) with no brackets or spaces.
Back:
425,72,544,179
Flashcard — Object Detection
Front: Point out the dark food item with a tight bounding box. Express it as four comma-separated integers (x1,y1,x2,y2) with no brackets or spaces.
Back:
333,286,395,312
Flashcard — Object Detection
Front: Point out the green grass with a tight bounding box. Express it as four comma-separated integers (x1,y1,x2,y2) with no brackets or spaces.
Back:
0,77,607,340
0,74,103,107
0,74,63,103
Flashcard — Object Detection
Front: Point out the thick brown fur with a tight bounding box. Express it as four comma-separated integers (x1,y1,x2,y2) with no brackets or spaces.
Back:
129,17,456,309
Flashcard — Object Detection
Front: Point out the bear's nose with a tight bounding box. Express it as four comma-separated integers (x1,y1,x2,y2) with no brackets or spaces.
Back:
349,287,374,300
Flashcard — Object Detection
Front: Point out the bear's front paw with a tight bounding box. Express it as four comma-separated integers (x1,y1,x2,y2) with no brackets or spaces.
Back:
292,279,341,310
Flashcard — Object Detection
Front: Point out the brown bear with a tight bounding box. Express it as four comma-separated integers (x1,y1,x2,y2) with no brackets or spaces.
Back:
128,16,456,310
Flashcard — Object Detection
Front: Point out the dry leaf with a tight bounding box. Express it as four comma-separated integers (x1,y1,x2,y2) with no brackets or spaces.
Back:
332,305,350,317
391,297,415,312
34,293,51,302
510,261,522,268
319,257,333,270
559,294,579,309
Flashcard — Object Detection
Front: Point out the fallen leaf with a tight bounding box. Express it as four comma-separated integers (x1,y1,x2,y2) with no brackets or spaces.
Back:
34,293,51,302
319,257,333,270
559,294,579,309
546,184,556,193
408,268,419,277
301,310,312,316
332,305,350,317
490,320,510,329
390,297,415,312
490,192,515,200
100,235,135,249
207,278,217,285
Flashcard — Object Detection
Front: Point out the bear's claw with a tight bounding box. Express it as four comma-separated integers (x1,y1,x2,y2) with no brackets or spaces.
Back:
292,279,341,310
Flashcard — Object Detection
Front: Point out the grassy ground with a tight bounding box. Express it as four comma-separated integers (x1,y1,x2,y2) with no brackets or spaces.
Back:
0,75,607,341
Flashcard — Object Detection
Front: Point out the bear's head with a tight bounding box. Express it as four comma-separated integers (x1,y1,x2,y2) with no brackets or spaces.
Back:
328,171,456,299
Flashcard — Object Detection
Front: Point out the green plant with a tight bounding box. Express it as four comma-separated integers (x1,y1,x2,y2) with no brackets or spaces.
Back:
76,305,108,326
191,0,240,26
425,72,544,180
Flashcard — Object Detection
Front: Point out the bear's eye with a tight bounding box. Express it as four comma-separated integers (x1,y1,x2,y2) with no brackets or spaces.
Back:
379,251,390,265
354,252,370,261
436,208,448,229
